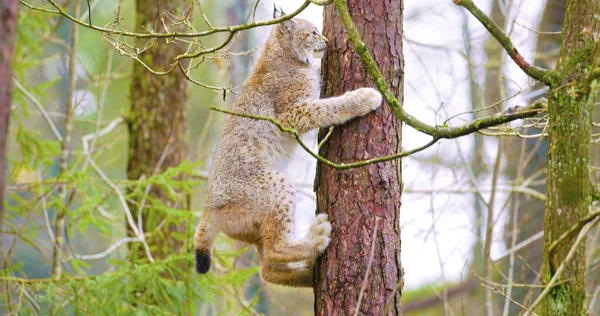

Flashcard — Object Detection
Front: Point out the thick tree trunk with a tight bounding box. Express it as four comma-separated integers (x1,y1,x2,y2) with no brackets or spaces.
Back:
542,0,599,314
127,0,189,260
0,0,19,236
314,1,403,315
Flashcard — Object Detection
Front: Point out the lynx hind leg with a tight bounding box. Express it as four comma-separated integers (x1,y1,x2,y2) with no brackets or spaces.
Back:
259,261,314,288
260,173,330,263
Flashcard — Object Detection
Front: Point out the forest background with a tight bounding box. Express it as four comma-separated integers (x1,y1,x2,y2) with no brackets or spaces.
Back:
1,0,598,315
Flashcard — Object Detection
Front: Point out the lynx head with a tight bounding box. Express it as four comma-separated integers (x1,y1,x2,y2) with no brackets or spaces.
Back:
273,7,328,64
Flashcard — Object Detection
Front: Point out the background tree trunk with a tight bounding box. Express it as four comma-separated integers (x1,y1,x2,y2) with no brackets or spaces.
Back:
314,1,403,315
481,2,506,313
127,0,189,260
542,0,599,314
0,0,19,237
502,1,565,313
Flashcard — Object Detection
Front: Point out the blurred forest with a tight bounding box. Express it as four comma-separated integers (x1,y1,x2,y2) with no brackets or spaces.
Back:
2,0,600,315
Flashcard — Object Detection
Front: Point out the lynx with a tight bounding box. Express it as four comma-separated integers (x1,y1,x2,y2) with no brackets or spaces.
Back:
194,8,382,287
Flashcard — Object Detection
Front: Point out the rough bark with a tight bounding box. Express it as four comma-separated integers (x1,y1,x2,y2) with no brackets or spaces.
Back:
314,1,403,315
127,0,189,260
542,0,600,314
0,0,19,237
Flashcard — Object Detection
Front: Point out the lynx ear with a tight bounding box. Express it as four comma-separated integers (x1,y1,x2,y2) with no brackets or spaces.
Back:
273,5,285,19
273,5,296,33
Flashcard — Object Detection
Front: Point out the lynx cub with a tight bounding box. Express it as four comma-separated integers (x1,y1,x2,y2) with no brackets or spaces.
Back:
194,8,382,287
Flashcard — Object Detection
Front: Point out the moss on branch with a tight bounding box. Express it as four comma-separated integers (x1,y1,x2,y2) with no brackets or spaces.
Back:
333,0,546,139
210,106,438,170
454,0,556,86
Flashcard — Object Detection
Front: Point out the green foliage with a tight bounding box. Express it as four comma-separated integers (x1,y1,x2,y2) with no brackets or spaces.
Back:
2,254,259,315
3,1,262,314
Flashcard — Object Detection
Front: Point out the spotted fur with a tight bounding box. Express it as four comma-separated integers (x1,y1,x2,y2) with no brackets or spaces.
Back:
193,8,382,287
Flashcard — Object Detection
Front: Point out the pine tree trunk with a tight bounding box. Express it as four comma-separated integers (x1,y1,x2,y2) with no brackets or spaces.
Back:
314,1,403,314
0,0,19,236
542,0,600,314
127,0,189,260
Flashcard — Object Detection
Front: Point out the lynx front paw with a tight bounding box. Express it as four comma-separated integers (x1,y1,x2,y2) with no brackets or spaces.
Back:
349,87,383,115
363,88,383,111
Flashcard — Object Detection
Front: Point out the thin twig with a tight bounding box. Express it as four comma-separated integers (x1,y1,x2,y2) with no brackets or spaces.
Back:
481,284,538,316
74,237,141,260
493,231,544,263
33,0,311,39
523,214,600,315
354,217,380,316
12,78,63,141
548,207,600,254
81,117,155,262
318,126,334,149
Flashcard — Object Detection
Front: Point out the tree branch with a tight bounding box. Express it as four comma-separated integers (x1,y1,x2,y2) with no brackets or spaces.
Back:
333,0,547,139
27,0,311,39
548,207,600,255
589,68,600,81
210,106,438,170
454,0,556,86
524,215,600,315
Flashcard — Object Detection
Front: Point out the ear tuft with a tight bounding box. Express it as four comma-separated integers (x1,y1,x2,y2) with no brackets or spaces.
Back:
273,5,285,19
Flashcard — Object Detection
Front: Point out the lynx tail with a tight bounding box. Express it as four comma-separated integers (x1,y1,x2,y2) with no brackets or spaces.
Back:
195,249,211,274
194,212,217,274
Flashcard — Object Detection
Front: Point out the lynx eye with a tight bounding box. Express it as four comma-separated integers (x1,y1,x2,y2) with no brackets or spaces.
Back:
312,31,317,35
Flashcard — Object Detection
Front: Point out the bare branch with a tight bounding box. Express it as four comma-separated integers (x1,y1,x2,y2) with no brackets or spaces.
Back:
548,207,600,255
25,0,311,39
332,0,547,139
454,0,555,86
12,78,63,141
524,214,600,315
481,284,539,316
354,217,380,316
210,106,438,169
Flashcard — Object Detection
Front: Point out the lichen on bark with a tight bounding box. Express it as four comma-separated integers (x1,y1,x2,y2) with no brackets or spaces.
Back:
542,0,600,314
127,0,189,260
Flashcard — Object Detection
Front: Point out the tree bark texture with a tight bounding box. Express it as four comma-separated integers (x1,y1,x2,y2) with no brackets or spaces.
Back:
0,0,19,237
315,1,403,315
127,0,189,260
542,0,599,314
